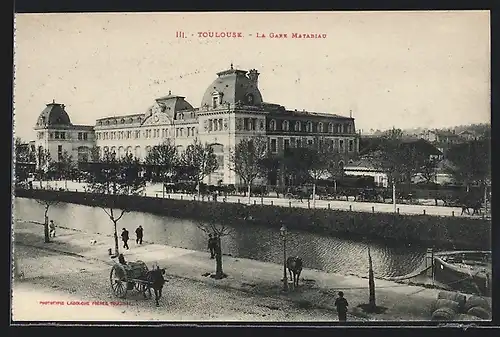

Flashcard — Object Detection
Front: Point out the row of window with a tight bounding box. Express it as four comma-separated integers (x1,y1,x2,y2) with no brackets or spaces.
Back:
269,120,353,134
37,131,89,140
269,137,356,154
96,127,198,140
208,118,225,132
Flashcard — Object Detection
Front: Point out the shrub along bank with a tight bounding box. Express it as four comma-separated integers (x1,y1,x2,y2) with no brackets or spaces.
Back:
15,188,490,250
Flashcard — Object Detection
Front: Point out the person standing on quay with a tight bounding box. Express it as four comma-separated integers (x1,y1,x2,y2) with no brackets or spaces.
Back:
49,220,56,238
135,225,144,245
121,228,130,250
334,291,349,322
207,234,216,259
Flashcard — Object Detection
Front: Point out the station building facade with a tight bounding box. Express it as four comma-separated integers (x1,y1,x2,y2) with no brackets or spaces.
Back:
34,65,360,185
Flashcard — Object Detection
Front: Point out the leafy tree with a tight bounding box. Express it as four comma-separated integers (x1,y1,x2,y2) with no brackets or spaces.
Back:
445,138,490,190
14,137,35,163
196,213,233,280
57,150,76,190
85,151,146,256
180,139,218,198
144,140,179,187
228,136,268,204
90,146,101,162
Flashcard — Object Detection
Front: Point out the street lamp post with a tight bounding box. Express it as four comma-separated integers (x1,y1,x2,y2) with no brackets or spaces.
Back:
280,224,289,292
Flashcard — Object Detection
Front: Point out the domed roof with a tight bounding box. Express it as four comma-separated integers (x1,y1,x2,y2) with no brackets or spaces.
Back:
200,65,263,108
35,100,72,128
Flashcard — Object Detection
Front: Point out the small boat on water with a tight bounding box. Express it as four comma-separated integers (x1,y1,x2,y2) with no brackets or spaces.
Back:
433,250,491,296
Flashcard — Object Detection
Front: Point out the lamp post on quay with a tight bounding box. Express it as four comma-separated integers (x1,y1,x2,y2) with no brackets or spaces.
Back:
280,224,289,292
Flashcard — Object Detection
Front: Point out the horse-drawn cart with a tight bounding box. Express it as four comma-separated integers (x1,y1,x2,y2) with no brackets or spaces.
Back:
110,260,153,299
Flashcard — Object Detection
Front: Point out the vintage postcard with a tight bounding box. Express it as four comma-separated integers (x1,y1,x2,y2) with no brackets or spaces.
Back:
12,11,491,324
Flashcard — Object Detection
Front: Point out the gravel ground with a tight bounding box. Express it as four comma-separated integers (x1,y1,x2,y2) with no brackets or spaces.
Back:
13,244,340,322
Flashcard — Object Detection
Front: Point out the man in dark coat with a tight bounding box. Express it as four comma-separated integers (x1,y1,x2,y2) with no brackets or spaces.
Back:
135,225,144,244
121,228,129,250
334,291,349,322
208,234,216,259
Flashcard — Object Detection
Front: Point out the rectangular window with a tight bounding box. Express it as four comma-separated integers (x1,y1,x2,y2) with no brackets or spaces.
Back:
284,139,290,151
339,139,345,152
290,137,296,148
218,119,223,131
349,140,354,152
57,145,63,161
270,139,277,153
308,139,313,147
55,132,60,139
296,138,301,148
78,132,83,140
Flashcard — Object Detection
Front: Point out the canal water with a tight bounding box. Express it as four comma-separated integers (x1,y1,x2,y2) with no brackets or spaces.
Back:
14,197,427,278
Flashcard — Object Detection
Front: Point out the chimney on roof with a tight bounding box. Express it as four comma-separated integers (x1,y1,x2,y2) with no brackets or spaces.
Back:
247,69,260,87
168,90,171,95
349,109,353,118
52,99,55,104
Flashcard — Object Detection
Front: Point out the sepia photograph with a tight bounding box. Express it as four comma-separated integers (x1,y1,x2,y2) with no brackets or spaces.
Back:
11,11,491,323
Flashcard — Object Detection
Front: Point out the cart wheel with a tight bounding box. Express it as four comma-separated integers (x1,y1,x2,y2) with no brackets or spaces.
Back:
134,282,142,292
142,284,153,299
110,264,128,298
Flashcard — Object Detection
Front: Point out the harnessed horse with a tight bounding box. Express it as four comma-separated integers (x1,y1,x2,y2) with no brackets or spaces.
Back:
146,266,166,306
286,256,303,287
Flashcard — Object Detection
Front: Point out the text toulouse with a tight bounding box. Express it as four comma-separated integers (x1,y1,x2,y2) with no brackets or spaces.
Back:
197,32,327,39
39,301,126,306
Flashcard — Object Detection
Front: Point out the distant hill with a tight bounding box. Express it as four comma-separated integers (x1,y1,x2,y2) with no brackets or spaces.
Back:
362,123,490,138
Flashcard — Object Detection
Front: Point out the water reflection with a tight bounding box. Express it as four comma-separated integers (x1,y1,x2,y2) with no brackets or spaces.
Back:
14,197,425,277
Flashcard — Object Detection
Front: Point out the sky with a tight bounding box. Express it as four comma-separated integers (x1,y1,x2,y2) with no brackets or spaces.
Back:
13,11,490,141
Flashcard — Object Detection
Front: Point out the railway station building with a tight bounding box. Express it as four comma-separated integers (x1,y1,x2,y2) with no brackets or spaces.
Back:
33,65,360,185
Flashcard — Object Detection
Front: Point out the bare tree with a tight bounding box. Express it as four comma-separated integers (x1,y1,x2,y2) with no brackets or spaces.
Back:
35,196,60,243
85,151,146,256
367,247,376,311
196,216,233,279
419,158,439,184
181,139,218,199
228,136,268,204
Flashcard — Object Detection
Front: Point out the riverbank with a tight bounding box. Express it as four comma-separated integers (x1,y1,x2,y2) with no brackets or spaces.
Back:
15,188,491,250
13,244,339,322
14,219,451,321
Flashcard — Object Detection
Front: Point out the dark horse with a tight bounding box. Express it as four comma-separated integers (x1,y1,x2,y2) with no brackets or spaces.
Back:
286,256,303,287
146,266,166,306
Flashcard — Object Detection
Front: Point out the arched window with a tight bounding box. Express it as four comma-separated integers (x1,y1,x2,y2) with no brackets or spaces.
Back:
282,120,289,131
269,119,276,131
210,143,224,169
295,121,301,132
135,146,141,159
328,123,334,133
126,146,133,156
145,146,152,157
118,146,124,158
77,146,90,162
318,122,324,133
306,121,312,132
338,161,345,172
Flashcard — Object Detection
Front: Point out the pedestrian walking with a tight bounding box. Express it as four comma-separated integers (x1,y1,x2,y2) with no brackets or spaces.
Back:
207,234,216,259
121,228,129,250
135,225,144,244
334,291,349,322
49,220,56,238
